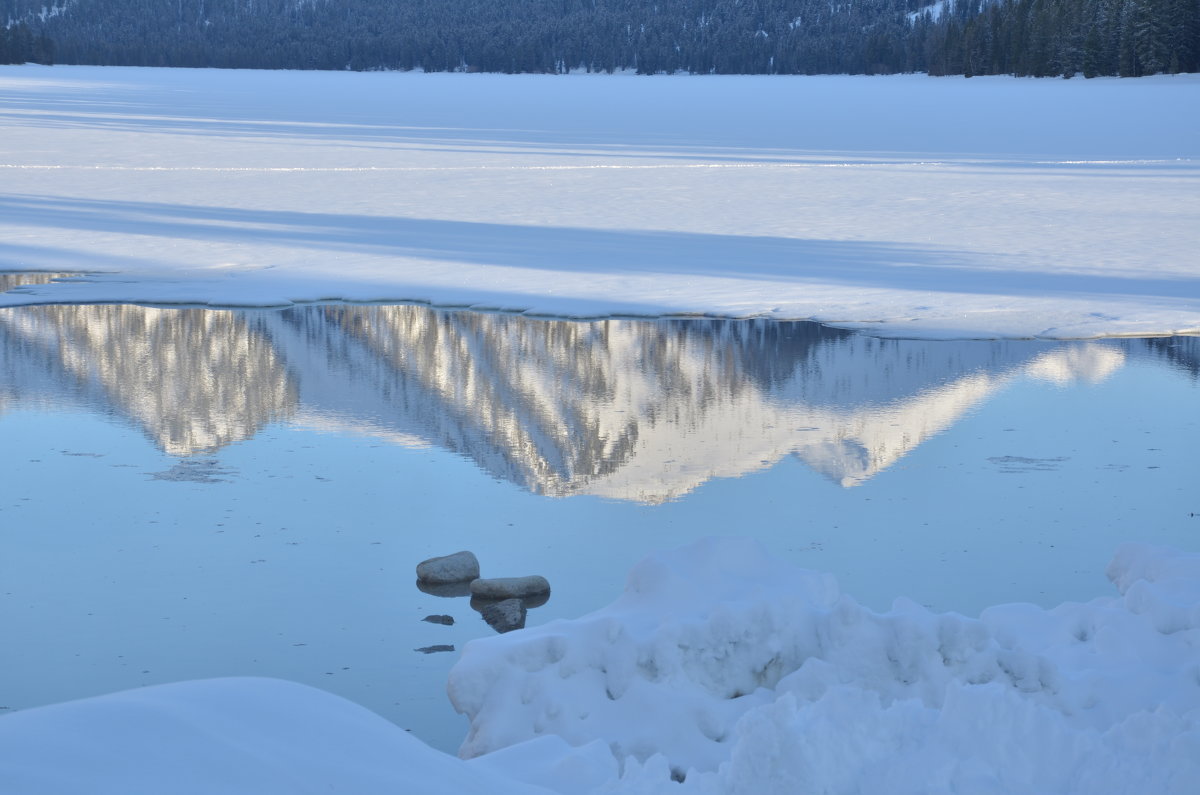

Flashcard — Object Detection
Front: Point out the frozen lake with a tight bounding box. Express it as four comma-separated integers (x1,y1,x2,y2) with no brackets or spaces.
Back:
3,66,1198,340
1,283,1198,753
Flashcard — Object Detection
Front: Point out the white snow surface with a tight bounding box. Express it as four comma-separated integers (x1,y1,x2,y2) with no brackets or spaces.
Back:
1,66,1198,339
449,538,1200,793
0,677,553,795
5,539,1197,793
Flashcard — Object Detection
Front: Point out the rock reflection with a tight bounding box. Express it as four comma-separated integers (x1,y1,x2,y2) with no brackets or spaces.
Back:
416,580,474,599
471,592,551,634
0,300,1165,500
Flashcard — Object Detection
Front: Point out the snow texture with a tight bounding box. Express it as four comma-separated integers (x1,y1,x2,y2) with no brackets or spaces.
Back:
2,540,1198,793
1,66,1198,339
0,677,551,794
448,538,1200,793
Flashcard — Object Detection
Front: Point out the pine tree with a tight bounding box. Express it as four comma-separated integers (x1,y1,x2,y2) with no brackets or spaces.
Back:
1134,0,1170,73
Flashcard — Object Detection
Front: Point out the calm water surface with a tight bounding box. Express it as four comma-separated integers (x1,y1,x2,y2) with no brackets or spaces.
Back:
1,278,1197,752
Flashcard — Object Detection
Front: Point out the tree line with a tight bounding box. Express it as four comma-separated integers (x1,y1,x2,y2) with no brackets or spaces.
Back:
2,0,1196,76
0,19,53,64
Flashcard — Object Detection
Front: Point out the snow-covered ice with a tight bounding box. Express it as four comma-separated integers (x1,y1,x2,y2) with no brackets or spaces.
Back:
1,66,1198,338
3,539,1197,793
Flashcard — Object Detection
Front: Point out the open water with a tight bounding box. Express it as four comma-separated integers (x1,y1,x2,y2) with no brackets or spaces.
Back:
2,274,1197,752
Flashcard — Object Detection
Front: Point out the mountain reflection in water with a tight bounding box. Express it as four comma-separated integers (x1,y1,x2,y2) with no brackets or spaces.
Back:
1,294,1195,502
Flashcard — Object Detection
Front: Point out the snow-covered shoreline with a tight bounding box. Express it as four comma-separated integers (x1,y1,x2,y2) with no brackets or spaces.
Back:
2,66,1198,339
3,539,1197,793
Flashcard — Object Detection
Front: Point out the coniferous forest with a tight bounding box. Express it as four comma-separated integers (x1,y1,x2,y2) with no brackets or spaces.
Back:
2,0,1197,76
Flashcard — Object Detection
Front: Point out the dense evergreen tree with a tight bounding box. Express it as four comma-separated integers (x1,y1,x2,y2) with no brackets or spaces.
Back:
0,18,53,64
2,0,1196,75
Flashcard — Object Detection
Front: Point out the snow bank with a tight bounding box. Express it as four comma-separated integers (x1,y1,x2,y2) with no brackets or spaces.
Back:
0,677,551,795
3,541,1197,793
1,66,1198,339
449,538,1200,793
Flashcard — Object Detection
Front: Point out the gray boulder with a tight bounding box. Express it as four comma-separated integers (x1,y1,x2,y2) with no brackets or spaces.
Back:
470,575,550,599
416,551,480,584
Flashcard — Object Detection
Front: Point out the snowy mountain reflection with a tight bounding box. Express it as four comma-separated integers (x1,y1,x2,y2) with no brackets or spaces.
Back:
3,296,1186,501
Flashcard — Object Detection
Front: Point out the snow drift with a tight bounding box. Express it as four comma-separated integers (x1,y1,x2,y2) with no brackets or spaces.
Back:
0,677,551,794
449,538,1200,793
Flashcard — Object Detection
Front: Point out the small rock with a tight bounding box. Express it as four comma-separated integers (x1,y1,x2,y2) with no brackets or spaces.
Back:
414,645,455,654
416,551,480,584
477,598,527,633
470,575,550,599
422,614,454,626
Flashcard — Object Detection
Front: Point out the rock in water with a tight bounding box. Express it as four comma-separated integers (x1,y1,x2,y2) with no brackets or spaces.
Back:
469,576,550,599
422,614,455,625
416,551,480,584
477,599,527,633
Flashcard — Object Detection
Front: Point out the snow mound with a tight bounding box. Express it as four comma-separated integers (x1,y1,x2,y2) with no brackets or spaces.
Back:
0,677,551,795
449,538,1200,793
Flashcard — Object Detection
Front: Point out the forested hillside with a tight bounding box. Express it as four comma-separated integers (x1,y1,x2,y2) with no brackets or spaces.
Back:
3,0,1197,76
